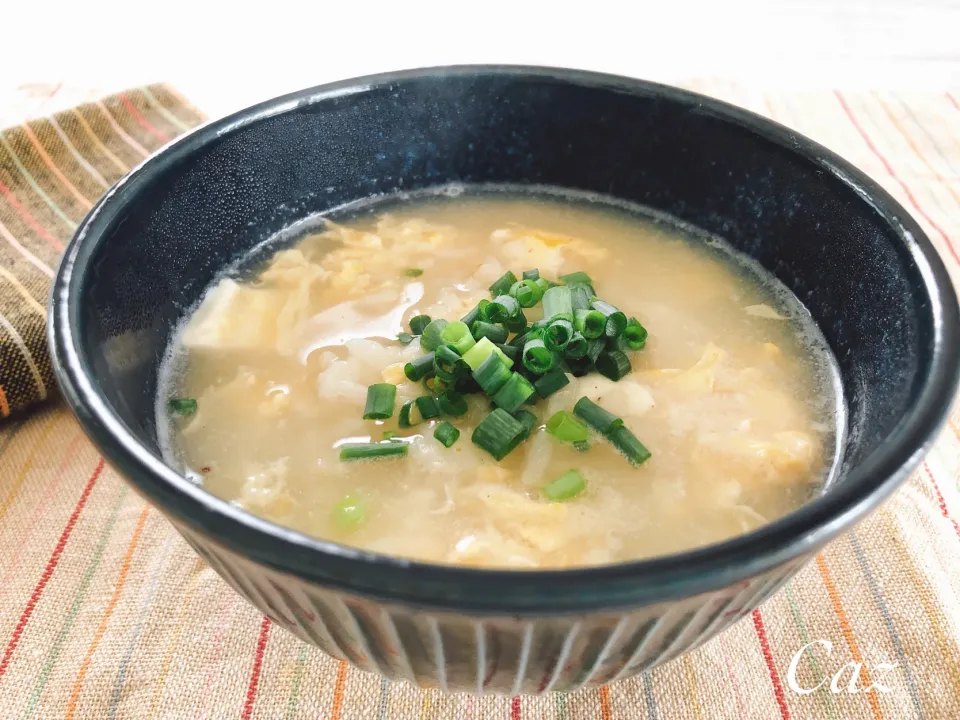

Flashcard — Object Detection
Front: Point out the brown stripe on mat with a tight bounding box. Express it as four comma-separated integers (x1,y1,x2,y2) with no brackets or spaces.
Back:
0,84,203,420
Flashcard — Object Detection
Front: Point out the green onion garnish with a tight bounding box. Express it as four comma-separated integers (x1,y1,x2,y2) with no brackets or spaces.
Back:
544,318,574,352
397,332,414,345
564,331,588,359
461,300,488,327
398,399,418,427
405,268,424,278
534,277,551,294
473,353,513,395
434,421,460,448
522,268,540,281
621,318,648,351
404,353,435,382
485,295,521,324
596,350,632,381
462,336,512,371
543,469,586,501
508,330,530,349
574,440,590,452
421,319,449,351
545,411,589,443
522,338,554,375
383,430,396,439
438,390,469,417
504,310,528,333
472,408,527,460
565,356,594,377
496,343,519,362
409,314,431,335
510,279,544,308
489,270,518,296
608,425,652,465
542,285,573,321
424,376,449,394
492,372,536,412
570,285,592,312
435,345,465,377
574,309,606,339
534,368,569,398
333,495,367,529
586,337,606,364
514,409,538,441
440,320,476,355
168,398,197,416
471,321,508,344
591,300,627,338
559,271,594,287
415,395,442,420
573,397,623,435
339,442,409,461
362,383,397,420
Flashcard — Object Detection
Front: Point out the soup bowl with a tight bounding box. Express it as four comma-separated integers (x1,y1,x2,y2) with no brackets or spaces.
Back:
49,67,959,693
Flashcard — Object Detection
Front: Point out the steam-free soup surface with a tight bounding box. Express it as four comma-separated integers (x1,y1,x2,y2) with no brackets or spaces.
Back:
161,190,839,568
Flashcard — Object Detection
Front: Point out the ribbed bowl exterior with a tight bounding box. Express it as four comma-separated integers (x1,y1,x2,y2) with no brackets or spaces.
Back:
179,523,806,693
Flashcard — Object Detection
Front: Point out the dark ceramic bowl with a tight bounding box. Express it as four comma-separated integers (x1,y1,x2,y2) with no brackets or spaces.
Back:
49,67,959,693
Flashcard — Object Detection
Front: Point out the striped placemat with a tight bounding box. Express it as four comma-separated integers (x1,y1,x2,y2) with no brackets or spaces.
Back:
0,83,959,719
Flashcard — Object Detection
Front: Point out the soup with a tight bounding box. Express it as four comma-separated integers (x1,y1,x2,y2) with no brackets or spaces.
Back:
158,189,842,569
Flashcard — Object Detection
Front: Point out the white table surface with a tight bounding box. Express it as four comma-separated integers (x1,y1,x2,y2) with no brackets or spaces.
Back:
2,0,959,127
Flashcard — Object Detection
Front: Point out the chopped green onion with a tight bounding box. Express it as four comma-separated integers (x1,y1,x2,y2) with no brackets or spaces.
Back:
405,268,424,277
564,331,588,359
362,383,397,420
621,318,648,350
168,398,197,416
586,337,606,364
609,425,652,465
544,318,574,352
493,373,536,412
462,336,513,371
383,430,396,440
485,295,521,323
504,310,528,333
521,268,539,281
534,368,570,398
461,300,487,327
471,321,508,344
546,411,589,443
440,320,476,354
404,353,435,382
438,390,468,417
424,376,449,394
472,408,527,460
420,319,449,351
496,343,519,362
570,285,592,312
542,286,573,321
415,395,442,420
434,421,461,448
409,314,431,335
596,350,632,381
473,353,513,395
514,409,538,440
522,338,554,375
509,330,530,349
339,442,408,461
397,332,414,345
591,300,628,338
573,397,623,434
543,469,586,501
534,277,551,294
559,271,594,287
333,495,367,529
489,270,518,297
455,376,483,395
510,279,544,308
574,308,607,339
565,356,594,377
398,399,418,427
435,345,465,377
573,440,590,452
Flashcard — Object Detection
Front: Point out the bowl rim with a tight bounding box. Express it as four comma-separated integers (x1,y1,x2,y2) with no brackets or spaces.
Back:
49,65,960,613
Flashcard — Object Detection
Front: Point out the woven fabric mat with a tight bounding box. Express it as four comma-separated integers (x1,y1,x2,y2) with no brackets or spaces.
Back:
1,83,960,719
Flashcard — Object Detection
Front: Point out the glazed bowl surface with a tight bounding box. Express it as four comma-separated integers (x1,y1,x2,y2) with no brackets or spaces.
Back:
49,66,960,693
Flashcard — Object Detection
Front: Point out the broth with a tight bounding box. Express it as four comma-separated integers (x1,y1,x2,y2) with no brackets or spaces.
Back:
158,188,843,569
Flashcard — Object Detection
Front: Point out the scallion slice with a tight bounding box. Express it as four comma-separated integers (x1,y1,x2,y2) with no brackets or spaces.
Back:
608,425,652,465
434,344,465,377
438,390,468,417
514,409,538,441
574,309,606,339
333,495,367,529
404,353,435,382
485,295,521,324
492,372,536,412
596,350,632,381
405,268,424,277
522,268,540,281
496,343,519,362
461,300,487,327
504,310,528,333
564,331,588,359
339,442,408,461
543,469,586,501
544,318,574,352
409,314,431,335
489,270,518,297
421,319,449,351
462,336,513,371
591,300,628,338
522,338,554,375
586,337,606,364
573,396,623,434
440,320,476,354
545,411,589,443
534,277,551,294
621,317,648,350
415,395,442,420
434,421,460,448
168,398,197,416
542,285,573,321
534,368,569,398
362,383,397,420
565,356,594,377
510,279,544,308
398,399,419,428
397,332,414,345
570,285,592,312
471,408,527,460
424,376,449,394
471,321,508,344
559,271,594,287
473,353,513,395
